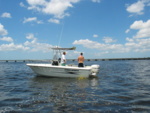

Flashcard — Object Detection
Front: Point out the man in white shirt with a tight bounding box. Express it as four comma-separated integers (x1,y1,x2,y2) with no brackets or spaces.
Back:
61,52,66,66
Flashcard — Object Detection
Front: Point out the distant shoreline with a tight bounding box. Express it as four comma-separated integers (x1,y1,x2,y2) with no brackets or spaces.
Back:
0,57,150,63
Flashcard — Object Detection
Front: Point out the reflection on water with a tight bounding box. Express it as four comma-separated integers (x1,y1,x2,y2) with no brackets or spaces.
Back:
0,60,150,112
16,77,100,112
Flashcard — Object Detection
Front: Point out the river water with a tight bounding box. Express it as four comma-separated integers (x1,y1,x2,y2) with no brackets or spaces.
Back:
0,60,150,113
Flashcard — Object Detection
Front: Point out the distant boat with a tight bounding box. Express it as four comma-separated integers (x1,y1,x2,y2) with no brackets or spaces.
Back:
26,47,100,78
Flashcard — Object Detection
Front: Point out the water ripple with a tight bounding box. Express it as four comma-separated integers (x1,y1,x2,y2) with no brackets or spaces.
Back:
0,60,150,112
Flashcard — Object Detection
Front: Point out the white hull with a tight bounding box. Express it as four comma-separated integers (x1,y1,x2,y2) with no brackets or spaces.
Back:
26,64,99,78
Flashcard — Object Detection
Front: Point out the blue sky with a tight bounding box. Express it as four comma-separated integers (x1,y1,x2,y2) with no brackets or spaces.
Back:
0,0,150,60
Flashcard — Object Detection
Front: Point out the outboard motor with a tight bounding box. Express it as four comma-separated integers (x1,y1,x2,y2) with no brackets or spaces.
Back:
91,65,100,76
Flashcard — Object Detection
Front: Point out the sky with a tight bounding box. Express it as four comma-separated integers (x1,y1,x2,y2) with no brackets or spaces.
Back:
0,0,150,60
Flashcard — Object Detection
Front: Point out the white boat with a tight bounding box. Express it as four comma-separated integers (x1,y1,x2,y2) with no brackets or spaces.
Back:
26,47,100,78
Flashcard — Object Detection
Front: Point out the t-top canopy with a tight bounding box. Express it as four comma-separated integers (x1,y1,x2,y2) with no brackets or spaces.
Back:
51,47,76,50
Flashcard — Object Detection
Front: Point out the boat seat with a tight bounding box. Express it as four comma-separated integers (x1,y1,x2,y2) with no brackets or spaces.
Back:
52,60,59,66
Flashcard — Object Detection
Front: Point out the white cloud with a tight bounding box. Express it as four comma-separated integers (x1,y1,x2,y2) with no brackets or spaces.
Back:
130,19,150,38
0,43,29,51
26,33,35,40
91,0,101,3
126,0,150,16
73,51,82,54
26,0,80,19
73,36,150,54
27,0,46,6
24,33,37,45
48,18,60,24
23,17,43,24
94,51,109,56
23,17,37,23
0,23,8,36
24,33,53,52
125,29,130,33
126,37,134,42
73,39,105,49
73,39,124,52
37,20,43,24
76,19,150,54
126,1,145,15
1,12,11,18
125,38,150,52
20,2,26,7
102,37,117,43
73,39,125,53
0,37,13,42
0,33,53,52
93,34,98,38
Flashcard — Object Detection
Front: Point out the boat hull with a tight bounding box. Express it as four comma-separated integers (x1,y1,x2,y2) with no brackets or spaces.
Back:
26,64,94,78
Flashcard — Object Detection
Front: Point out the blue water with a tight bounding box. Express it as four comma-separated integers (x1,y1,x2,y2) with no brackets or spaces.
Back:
0,60,150,113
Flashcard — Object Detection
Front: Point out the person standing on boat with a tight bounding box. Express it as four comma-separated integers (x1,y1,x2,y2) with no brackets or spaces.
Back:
78,53,84,67
61,52,66,66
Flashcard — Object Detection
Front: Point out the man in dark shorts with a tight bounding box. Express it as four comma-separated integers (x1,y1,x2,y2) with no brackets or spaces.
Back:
78,53,84,67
